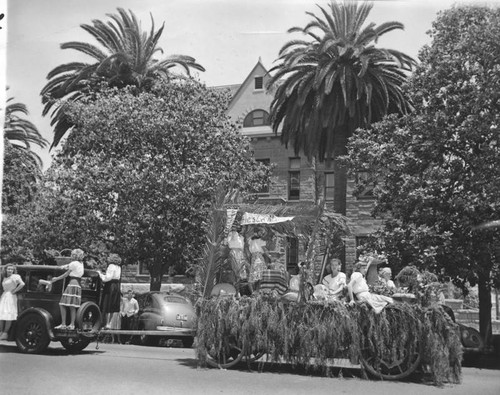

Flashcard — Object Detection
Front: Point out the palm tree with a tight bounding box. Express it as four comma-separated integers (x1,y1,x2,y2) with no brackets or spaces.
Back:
41,8,205,149
4,95,48,169
3,95,48,213
267,0,415,215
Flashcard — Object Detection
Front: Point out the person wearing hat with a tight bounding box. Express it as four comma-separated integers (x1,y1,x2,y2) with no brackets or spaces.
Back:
99,253,122,329
379,267,396,291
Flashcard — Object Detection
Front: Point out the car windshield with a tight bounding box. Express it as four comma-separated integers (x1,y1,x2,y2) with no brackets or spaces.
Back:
163,295,187,304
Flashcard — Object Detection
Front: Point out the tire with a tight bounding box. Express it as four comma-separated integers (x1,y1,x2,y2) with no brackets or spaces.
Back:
136,320,159,346
60,337,91,353
76,302,101,333
205,335,243,369
244,350,266,363
360,305,422,380
460,325,484,349
139,334,159,346
182,337,194,348
361,344,422,380
15,314,51,354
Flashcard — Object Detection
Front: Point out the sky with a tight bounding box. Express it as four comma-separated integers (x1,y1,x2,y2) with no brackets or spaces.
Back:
2,0,499,169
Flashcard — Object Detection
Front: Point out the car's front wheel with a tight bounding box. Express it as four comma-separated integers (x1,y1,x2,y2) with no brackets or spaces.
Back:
60,337,92,353
15,314,50,354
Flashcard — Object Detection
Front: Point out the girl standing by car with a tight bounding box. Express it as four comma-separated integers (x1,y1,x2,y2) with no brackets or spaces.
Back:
51,249,85,330
99,253,122,328
0,264,25,340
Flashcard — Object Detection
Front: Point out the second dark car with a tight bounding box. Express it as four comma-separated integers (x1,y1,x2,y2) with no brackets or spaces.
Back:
134,291,196,348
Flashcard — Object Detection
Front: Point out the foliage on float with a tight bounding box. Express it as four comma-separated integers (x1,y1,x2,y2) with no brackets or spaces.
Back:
196,295,462,385
395,266,441,306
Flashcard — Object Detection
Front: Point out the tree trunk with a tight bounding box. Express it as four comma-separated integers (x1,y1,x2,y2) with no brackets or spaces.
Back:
149,261,164,292
332,129,348,216
478,270,493,347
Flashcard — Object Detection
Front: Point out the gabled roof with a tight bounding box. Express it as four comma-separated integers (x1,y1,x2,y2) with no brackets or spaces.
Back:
226,59,269,111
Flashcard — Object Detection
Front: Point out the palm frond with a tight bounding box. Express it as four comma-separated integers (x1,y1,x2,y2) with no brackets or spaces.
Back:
41,7,205,148
3,94,48,172
267,0,413,162
197,190,229,298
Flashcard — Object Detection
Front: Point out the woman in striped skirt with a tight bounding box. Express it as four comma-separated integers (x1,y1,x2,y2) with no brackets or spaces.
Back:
51,249,85,330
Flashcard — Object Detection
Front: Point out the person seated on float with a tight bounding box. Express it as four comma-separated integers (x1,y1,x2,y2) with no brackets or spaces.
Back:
313,258,346,301
347,259,393,314
378,267,396,291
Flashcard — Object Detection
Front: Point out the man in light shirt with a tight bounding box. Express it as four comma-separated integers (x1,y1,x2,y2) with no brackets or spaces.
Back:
313,258,346,301
120,289,139,344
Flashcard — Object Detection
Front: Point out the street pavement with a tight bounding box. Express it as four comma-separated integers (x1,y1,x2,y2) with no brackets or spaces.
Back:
1,340,499,395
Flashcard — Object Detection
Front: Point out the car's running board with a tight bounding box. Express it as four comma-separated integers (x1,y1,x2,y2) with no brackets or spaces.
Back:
99,329,194,336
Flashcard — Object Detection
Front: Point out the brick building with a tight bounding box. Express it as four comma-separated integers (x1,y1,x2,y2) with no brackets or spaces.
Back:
122,59,383,284
222,59,383,274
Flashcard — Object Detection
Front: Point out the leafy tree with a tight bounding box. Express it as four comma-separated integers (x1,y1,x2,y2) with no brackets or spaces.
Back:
2,96,48,214
267,0,414,215
3,79,270,290
41,8,205,149
347,6,500,344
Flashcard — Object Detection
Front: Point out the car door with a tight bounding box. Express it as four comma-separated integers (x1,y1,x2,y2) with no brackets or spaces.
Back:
17,268,63,320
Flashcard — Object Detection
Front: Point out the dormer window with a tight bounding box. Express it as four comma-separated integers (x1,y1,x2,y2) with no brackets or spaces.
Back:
254,76,264,90
243,110,270,127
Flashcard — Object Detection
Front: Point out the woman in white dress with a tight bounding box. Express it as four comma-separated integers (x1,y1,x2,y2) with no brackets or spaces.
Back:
247,227,271,284
0,264,26,340
348,259,393,314
227,228,248,281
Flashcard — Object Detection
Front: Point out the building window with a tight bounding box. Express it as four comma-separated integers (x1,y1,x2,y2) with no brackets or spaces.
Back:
324,172,334,201
138,262,149,275
254,76,264,90
287,237,299,274
255,159,270,194
356,171,376,199
243,109,270,127
288,158,301,201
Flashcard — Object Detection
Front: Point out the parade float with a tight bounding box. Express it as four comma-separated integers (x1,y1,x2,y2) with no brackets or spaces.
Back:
193,196,463,386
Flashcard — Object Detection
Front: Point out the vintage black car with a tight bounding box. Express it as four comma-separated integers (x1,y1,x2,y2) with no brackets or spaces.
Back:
0,265,102,353
135,291,196,348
